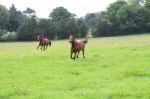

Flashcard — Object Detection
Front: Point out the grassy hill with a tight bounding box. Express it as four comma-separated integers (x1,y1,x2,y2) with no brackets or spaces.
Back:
0,34,150,99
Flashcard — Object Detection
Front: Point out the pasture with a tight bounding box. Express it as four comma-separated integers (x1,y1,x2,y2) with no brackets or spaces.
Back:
0,34,150,99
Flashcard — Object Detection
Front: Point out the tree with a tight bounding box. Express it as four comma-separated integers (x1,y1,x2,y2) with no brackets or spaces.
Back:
17,17,38,41
65,18,78,38
144,0,150,31
0,5,9,30
94,18,112,36
145,0,150,9
7,4,24,32
53,19,75,39
49,7,73,23
49,7,79,39
84,13,97,28
37,19,56,39
106,0,127,34
23,7,36,18
117,4,149,33
75,18,88,37
0,29,7,40
127,0,144,5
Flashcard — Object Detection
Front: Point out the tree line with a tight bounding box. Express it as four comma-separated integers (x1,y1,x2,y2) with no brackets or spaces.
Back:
0,0,150,41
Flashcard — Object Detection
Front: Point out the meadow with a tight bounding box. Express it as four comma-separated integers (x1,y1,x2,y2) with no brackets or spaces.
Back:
0,34,150,99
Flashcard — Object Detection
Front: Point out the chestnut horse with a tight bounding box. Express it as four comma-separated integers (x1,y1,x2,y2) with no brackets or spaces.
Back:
37,35,51,50
69,34,87,60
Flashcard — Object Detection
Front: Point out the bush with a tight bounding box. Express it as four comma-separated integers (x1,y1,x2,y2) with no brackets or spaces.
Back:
0,29,7,37
1,32,17,41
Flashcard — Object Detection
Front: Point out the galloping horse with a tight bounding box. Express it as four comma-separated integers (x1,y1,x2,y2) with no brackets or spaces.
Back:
69,34,87,60
37,35,51,50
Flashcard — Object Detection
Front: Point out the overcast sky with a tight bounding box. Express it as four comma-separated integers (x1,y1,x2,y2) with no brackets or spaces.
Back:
0,0,117,18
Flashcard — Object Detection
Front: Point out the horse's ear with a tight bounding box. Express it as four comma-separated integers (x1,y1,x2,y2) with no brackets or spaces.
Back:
84,38,88,43
37,35,39,40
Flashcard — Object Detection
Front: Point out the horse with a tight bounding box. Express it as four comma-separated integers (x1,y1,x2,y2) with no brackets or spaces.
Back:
37,35,51,50
69,34,87,60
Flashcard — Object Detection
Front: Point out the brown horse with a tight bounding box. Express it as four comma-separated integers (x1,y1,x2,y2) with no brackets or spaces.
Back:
37,35,51,50
69,34,87,60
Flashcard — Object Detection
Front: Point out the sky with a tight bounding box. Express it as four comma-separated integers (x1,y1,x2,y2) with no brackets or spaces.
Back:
0,0,117,18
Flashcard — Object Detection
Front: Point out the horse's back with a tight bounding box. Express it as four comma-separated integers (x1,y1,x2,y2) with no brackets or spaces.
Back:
73,40,85,51
43,38,49,43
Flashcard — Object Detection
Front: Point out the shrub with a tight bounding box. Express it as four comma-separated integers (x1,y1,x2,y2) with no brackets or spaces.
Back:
1,31,17,41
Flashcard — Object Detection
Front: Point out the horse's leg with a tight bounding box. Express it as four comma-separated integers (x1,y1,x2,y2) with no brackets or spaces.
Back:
82,49,85,58
45,45,48,50
43,45,46,50
70,51,73,59
43,45,45,50
77,51,79,58
74,52,76,60
37,45,40,50
41,46,43,50
40,46,42,50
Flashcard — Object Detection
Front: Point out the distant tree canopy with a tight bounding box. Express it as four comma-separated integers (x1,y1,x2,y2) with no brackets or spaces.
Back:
49,6,88,39
1,0,150,41
7,4,25,32
49,7,73,22
93,0,150,37
23,8,36,16
127,0,144,5
16,6,88,41
17,17,38,41
0,5,9,30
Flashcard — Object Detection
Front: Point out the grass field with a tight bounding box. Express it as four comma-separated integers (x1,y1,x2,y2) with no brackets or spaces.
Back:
0,34,150,99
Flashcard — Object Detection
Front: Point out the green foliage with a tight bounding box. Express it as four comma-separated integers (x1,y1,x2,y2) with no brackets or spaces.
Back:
64,19,78,38
94,18,112,36
1,31,17,41
106,0,127,34
50,7,72,22
0,29,7,38
117,5,140,33
23,7,36,17
94,0,150,36
17,17,38,41
0,5,9,29
75,18,88,37
127,0,142,5
106,0,127,21
94,0,127,36
84,13,98,28
49,7,87,39
117,4,150,33
7,4,24,32
37,19,56,39
145,0,150,9
54,19,78,39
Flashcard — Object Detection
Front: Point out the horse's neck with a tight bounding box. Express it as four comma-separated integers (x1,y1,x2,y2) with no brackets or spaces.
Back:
39,39,43,42
39,39,44,44
71,40,76,48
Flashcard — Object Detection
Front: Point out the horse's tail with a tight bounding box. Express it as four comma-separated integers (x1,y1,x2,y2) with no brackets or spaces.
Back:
49,41,51,46
84,38,88,44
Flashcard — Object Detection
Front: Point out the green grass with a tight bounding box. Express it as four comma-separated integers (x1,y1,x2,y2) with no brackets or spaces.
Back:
0,34,150,99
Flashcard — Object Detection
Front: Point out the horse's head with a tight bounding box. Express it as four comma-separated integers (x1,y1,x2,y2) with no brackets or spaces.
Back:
37,35,44,41
69,34,75,43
